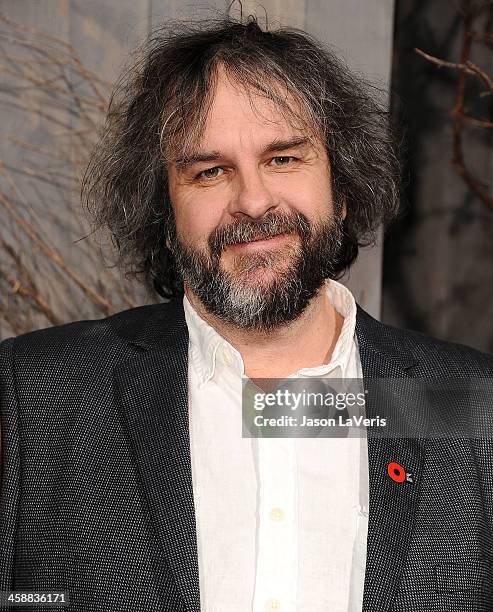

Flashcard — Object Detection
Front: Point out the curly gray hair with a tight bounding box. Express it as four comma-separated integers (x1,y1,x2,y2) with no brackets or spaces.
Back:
81,16,400,298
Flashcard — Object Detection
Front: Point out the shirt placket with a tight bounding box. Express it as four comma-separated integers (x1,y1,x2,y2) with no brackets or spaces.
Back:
253,437,298,612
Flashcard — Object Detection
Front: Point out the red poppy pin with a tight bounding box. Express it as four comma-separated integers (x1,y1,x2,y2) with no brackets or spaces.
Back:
388,461,414,484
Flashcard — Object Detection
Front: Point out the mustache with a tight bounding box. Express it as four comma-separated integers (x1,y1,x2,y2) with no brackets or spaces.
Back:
208,211,311,255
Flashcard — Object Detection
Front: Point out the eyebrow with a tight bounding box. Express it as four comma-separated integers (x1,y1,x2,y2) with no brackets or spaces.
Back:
173,137,311,170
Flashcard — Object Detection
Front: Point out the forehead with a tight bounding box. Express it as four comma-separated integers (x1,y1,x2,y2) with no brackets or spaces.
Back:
163,65,324,163
197,68,317,148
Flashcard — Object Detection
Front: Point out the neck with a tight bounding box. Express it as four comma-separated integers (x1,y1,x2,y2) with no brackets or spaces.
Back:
184,283,344,379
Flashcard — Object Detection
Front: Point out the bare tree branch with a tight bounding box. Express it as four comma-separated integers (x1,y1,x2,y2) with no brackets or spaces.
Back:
415,9,493,211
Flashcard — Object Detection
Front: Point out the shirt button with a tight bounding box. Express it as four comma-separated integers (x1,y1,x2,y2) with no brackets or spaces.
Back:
266,599,281,611
269,507,284,522
221,348,232,366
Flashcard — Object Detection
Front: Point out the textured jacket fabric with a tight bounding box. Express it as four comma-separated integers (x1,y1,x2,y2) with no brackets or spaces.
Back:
1,298,493,612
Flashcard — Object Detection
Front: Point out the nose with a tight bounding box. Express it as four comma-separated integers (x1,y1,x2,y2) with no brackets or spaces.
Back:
228,166,277,219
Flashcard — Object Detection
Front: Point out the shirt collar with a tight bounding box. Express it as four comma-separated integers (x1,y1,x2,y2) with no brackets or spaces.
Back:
296,278,356,378
183,296,241,384
183,278,357,385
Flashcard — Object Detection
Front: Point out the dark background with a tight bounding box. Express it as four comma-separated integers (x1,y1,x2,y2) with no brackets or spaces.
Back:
384,0,493,352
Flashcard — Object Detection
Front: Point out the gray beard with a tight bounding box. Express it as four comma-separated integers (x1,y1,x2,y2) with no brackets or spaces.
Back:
167,210,344,332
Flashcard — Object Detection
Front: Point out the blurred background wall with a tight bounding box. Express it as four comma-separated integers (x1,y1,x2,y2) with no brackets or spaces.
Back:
1,0,492,353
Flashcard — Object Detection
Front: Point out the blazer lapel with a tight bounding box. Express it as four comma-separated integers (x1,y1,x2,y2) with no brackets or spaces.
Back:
356,305,426,612
113,302,200,612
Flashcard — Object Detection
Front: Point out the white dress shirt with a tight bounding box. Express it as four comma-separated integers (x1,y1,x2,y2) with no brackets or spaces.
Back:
184,279,369,612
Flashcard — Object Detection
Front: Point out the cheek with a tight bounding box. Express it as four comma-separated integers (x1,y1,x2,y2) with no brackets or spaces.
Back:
311,174,334,217
172,196,223,247
167,170,220,244
281,176,333,217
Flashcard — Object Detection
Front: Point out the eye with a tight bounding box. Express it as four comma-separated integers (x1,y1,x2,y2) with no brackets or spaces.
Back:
198,166,224,180
270,156,295,167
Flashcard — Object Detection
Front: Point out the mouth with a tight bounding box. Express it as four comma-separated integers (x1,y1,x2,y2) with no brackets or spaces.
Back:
226,233,291,253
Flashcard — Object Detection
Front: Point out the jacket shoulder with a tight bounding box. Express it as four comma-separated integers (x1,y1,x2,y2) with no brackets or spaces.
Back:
356,305,493,376
0,299,185,367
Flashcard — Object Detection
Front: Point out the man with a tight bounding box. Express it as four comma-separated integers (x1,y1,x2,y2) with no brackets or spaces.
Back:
1,16,493,612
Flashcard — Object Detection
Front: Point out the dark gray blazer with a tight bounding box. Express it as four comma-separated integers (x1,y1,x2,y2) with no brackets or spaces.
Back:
1,299,493,612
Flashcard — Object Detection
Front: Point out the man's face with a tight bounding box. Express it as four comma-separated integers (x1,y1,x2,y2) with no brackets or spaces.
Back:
166,69,345,330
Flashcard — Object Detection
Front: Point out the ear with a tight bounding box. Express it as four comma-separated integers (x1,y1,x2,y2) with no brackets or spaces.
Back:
164,213,175,252
341,199,347,221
